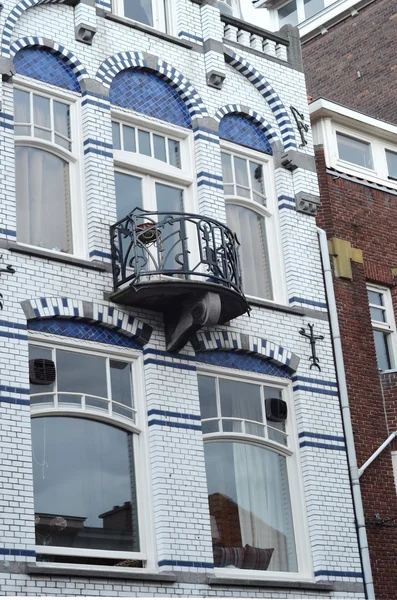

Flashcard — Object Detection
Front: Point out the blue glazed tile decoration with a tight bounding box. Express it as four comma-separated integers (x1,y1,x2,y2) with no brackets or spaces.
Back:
110,69,191,128
219,113,273,154
14,47,81,92
28,319,141,350
196,351,290,378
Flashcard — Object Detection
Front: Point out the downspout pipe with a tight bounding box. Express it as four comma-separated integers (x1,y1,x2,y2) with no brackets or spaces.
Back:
358,431,397,478
317,227,375,600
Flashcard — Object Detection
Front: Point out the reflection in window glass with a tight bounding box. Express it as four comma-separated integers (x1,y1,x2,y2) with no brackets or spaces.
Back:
123,0,153,25
112,122,121,150
205,441,297,571
386,149,397,180
154,134,167,162
168,139,181,168
16,147,72,253
138,129,151,156
373,330,391,371
57,350,107,399
123,126,136,153
198,375,217,420
110,360,134,408
32,417,139,552
337,133,373,169
303,0,324,19
278,0,298,27
115,172,143,220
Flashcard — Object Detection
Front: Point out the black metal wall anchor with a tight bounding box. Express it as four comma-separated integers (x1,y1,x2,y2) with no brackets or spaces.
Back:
0,256,16,311
299,323,324,371
290,106,309,147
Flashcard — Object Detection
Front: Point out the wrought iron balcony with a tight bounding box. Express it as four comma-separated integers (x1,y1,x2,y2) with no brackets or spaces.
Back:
109,209,249,351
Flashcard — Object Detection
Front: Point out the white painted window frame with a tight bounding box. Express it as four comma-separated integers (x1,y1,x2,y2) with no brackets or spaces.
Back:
217,0,242,17
198,365,313,582
312,116,397,191
112,0,172,33
367,284,397,373
13,76,87,258
221,140,287,306
29,334,156,570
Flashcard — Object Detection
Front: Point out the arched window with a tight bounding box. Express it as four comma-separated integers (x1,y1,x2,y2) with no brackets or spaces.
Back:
29,340,150,566
13,49,84,256
198,371,309,575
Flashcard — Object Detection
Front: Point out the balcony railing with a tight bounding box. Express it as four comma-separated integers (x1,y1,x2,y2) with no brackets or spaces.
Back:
111,208,244,291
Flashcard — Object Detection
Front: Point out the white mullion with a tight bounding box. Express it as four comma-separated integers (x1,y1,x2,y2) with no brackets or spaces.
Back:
53,347,59,408
247,159,254,202
120,123,124,151
230,152,237,196
165,134,170,165
215,376,222,432
260,385,268,440
29,91,34,137
106,357,113,418
50,98,55,144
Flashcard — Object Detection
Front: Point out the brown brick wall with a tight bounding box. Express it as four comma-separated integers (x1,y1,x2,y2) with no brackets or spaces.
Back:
302,0,397,124
316,149,397,600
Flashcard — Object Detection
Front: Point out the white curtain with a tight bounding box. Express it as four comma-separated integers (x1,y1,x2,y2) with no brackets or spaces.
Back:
233,443,297,571
16,146,72,253
226,204,272,299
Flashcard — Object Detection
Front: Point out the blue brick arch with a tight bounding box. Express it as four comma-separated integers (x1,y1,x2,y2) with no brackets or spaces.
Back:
96,52,208,123
215,104,279,150
110,69,191,128
11,38,88,92
224,49,296,151
219,113,273,155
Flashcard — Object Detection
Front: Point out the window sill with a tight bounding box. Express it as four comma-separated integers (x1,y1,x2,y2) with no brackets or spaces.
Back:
0,240,112,272
27,563,177,582
207,574,334,591
104,14,195,50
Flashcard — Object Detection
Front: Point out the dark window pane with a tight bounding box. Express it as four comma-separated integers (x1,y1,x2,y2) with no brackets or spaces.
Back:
29,345,54,395
198,375,218,420
33,95,51,130
219,379,262,422
221,152,233,186
110,360,133,408
337,133,373,169
367,290,384,306
14,89,30,124
54,101,70,140
370,307,386,322
222,419,242,433
112,122,121,150
32,417,139,552
202,420,219,434
153,134,166,162
138,129,151,156
386,149,397,180
123,126,136,152
373,330,392,371
278,0,298,27
56,350,107,398
168,139,181,168
205,441,297,572
115,172,143,220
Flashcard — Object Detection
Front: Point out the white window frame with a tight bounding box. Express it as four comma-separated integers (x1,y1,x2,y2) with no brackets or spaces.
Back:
112,0,171,33
217,0,242,17
13,76,87,258
312,116,397,190
198,365,313,581
221,140,287,305
367,284,397,373
29,333,156,570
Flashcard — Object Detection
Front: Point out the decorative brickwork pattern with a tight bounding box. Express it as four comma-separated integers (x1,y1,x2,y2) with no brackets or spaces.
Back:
196,350,291,378
224,48,296,150
110,69,191,128
28,318,142,349
20,297,152,346
13,46,81,92
219,113,273,154
215,104,278,147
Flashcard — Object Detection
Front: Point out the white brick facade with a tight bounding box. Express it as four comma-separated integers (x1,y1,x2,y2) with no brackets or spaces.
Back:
0,0,364,596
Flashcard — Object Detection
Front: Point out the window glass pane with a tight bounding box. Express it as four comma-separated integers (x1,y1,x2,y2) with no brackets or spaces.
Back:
153,134,167,162
123,0,153,25
112,122,121,150
373,330,392,371
337,133,373,169
234,157,250,198
138,129,151,156
386,150,397,179
115,172,143,220
54,134,71,151
250,162,265,204
56,350,107,399
14,89,30,124
123,125,136,153
221,152,233,185
34,127,51,142
226,204,272,299
16,147,72,253
54,101,70,140
205,441,297,572
222,419,242,433
370,307,386,322
168,139,181,168
245,422,265,438
15,125,31,136
32,417,139,552
202,420,219,434
110,360,133,408
33,95,51,130
198,375,218,420
217,0,233,16
303,0,324,20
219,378,262,422
278,0,298,27
367,290,384,306
155,183,183,213
29,345,54,396
155,183,184,270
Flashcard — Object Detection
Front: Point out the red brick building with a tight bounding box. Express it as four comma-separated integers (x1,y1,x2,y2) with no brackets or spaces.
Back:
299,2,397,598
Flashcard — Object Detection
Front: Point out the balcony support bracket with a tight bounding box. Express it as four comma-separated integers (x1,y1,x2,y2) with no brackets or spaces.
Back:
165,292,222,353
